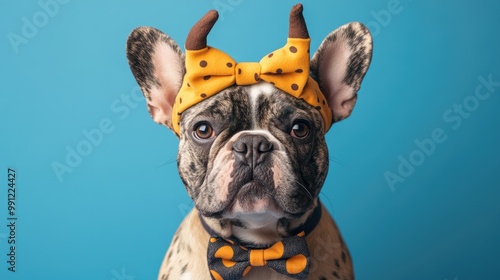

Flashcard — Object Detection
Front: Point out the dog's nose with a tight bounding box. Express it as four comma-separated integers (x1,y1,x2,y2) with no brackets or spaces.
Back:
233,135,273,166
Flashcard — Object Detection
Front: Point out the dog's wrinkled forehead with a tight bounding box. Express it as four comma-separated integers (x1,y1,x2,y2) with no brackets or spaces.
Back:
180,85,250,134
180,83,323,134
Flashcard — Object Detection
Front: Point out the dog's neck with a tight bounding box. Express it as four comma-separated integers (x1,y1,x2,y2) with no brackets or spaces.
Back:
199,199,321,247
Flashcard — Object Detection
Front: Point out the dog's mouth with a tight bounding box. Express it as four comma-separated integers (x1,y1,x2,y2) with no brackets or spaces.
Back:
198,180,284,218
207,180,311,219
228,180,279,213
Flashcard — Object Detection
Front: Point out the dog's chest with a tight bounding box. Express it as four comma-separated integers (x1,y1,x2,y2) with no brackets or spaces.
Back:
160,209,354,280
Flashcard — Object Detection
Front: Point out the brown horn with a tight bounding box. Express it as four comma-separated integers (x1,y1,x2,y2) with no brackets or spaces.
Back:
185,10,219,50
289,4,309,39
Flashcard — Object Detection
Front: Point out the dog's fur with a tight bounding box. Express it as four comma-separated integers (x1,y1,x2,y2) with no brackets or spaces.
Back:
126,6,372,280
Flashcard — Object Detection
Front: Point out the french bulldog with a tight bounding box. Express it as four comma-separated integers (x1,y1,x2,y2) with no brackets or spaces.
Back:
126,4,372,280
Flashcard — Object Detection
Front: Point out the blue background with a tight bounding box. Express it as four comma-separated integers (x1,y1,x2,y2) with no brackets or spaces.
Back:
1,0,499,279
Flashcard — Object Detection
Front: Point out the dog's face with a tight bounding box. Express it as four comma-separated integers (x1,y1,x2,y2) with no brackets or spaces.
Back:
177,83,328,218
126,8,372,235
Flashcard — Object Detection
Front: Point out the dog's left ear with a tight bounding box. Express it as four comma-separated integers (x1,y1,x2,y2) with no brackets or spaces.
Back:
311,22,373,122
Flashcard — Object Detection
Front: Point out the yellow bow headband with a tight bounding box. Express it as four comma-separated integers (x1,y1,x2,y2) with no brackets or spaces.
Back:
172,4,332,135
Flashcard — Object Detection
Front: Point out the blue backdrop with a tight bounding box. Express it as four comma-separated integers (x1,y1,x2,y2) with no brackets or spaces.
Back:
1,0,499,279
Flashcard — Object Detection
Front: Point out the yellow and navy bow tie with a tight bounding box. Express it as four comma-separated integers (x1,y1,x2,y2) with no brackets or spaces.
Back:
207,231,310,280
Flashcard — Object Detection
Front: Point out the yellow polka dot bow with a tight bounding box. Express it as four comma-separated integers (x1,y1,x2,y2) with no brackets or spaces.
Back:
207,232,310,280
171,5,332,135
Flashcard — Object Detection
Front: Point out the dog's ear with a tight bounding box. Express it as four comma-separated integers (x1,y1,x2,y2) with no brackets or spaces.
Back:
311,22,373,122
126,27,185,131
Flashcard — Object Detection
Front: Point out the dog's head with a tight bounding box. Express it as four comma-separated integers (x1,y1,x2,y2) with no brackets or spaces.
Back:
127,4,372,242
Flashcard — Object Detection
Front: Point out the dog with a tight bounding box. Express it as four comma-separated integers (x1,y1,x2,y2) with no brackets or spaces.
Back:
126,4,372,280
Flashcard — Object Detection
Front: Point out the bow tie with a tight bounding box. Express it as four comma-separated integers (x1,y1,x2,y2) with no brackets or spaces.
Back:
172,37,332,135
202,200,323,280
207,231,310,280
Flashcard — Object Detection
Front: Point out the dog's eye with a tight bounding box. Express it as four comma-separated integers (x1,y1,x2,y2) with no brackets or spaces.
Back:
290,121,310,139
194,123,215,140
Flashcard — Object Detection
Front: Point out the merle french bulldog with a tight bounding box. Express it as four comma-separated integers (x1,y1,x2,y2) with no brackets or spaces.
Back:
126,4,372,280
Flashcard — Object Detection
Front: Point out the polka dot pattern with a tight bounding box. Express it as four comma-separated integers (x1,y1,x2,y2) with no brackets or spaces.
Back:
171,37,333,135
286,254,308,274
210,270,223,280
207,231,310,279
234,62,260,85
214,245,234,260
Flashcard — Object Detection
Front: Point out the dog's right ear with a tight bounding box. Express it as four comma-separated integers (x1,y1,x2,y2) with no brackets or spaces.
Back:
126,27,185,132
